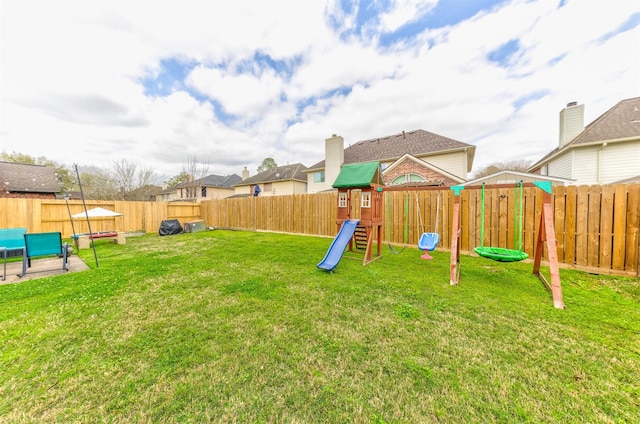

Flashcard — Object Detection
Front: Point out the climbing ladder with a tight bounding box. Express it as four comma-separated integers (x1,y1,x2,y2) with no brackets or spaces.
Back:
353,226,368,250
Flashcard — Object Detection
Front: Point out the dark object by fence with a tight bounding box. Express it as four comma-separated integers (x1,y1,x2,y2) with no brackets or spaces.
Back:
183,220,206,233
159,219,183,236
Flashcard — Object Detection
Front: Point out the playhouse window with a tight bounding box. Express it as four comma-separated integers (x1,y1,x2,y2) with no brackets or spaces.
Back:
361,192,371,208
338,192,347,208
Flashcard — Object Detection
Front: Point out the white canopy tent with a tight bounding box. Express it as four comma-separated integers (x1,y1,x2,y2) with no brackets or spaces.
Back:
70,207,123,219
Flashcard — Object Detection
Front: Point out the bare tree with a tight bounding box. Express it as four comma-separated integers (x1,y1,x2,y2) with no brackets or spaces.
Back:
136,166,157,188
76,166,119,200
180,155,210,200
111,159,161,200
112,159,137,199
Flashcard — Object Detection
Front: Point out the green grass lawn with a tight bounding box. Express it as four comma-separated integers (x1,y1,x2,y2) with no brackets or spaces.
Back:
1,230,639,423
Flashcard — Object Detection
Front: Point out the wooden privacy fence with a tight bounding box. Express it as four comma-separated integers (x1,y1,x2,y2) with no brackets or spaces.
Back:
200,192,338,237
201,184,640,276
0,198,200,238
1,184,638,276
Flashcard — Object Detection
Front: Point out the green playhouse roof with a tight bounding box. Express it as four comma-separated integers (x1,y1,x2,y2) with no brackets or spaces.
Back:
332,162,383,189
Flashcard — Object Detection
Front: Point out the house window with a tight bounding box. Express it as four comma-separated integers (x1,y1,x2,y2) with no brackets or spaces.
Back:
391,173,426,185
314,171,325,183
201,186,207,198
361,192,371,208
338,192,347,208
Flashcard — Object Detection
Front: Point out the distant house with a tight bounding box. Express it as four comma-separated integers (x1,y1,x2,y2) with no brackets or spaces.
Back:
305,130,475,193
157,174,242,202
529,97,640,185
123,185,164,201
0,161,60,199
463,170,573,187
232,164,308,197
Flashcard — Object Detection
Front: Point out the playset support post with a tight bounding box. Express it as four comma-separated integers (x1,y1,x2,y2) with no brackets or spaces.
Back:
449,185,464,285
532,182,565,309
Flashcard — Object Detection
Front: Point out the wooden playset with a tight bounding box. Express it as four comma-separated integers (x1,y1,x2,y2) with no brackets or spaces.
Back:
333,162,385,266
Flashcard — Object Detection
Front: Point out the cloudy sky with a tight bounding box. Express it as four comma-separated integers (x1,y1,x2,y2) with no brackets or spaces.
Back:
1,0,639,181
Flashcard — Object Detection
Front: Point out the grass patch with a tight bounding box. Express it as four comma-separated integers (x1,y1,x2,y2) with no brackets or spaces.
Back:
1,230,639,422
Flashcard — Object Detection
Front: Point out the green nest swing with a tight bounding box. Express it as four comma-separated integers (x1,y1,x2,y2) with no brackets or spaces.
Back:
475,181,529,263
473,246,528,262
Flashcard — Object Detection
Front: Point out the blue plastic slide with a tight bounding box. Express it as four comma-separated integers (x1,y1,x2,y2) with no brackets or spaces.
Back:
317,219,360,272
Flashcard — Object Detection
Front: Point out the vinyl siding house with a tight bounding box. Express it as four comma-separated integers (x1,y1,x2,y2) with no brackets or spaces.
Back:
529,97,640,185
0,161,60,199
462,170,573,187
157,174,242,202
305,130,475,193
232,163,308,197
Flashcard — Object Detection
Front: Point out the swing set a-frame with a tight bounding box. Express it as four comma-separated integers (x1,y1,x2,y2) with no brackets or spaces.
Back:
449,181,565,310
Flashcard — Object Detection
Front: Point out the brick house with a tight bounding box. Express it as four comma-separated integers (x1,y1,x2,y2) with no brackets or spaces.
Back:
305,130,475,193
0,161,60,199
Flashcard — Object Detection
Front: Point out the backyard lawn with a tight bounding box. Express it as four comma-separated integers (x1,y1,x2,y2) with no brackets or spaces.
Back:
1,230,639,423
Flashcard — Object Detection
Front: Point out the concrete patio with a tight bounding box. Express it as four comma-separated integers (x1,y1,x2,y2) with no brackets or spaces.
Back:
1,255,90,285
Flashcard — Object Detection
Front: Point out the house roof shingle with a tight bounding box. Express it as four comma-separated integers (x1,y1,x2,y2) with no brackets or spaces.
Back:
0,161,60,194
530,97,640,169
235,163,308,186
308,129,475,170
174,173,242,189
570,97,640,145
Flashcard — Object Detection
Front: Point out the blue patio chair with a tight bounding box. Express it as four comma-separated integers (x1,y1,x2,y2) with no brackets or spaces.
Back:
20,232,69,277
0,227,26,281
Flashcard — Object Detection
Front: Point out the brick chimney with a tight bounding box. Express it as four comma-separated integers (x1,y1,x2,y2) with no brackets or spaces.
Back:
559,101,584,146
325,134,344,188
242,166,250,180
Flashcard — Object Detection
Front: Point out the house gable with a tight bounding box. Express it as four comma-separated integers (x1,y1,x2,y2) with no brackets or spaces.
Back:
382,154,464,186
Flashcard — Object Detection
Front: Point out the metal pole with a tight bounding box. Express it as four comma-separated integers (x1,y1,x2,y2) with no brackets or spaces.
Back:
64,193,77,247
74,164,99,268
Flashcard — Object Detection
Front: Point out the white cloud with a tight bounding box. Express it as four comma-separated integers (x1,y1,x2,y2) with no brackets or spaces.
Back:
1,0,639,180
379,0,438,33
187,66,284,118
